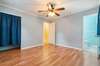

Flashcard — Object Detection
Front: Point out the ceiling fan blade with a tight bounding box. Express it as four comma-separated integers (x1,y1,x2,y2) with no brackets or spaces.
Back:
47,2,55,10
55,12,60,16
55,8,65,11
51,4,55,9
38,10,48,12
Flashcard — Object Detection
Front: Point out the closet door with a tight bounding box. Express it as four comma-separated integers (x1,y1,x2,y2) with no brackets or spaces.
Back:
49,22,56,44
43,22,56,45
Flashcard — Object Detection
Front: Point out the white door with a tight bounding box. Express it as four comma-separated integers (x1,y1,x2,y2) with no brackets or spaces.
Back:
49,22,56,44
43,22,56,45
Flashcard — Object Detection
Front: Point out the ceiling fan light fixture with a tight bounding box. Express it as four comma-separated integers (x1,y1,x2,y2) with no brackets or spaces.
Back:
48,12,55,16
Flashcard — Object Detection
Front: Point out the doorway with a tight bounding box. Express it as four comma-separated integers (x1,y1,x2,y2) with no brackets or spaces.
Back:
83,13,98,55
43,22,56,45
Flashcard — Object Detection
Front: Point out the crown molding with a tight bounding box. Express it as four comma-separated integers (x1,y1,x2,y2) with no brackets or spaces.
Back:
0,3,38,17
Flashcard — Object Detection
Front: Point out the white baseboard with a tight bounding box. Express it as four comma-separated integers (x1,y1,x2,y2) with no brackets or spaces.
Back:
21,44,42,50
57,44,82,51
21,43,82,51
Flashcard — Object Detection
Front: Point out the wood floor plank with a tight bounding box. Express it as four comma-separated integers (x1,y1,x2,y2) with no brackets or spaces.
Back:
0,44,83,66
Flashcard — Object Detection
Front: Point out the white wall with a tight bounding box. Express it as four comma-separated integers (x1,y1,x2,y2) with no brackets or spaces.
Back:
56,8,98,49
0,5,43,49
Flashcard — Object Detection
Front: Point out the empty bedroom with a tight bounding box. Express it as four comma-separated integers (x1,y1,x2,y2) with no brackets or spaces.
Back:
0,0,100,66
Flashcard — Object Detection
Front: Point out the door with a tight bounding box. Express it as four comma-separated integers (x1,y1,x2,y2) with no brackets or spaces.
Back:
43,22,56,45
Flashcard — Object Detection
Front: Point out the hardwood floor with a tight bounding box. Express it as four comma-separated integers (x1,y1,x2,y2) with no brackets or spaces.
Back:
0,45,84,66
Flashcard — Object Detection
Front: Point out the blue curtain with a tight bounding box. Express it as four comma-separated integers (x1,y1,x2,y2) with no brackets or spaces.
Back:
12,16,21,47
97,6,100,36
0,12,21,48
0,13,11,46
17,17,21,47
98,6,100,58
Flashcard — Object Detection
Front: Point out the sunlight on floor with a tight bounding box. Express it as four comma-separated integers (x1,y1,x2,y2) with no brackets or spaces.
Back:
83,51,99,66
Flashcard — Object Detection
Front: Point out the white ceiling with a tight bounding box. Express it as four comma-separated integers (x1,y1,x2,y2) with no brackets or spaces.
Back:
0,0,99,17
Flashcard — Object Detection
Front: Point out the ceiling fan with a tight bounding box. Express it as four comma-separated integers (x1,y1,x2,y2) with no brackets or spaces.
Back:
38,1,65,17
